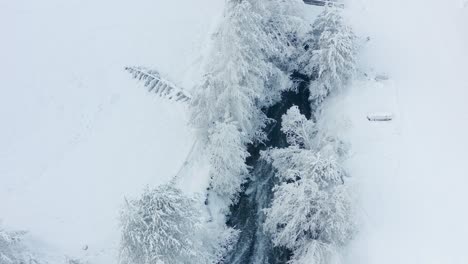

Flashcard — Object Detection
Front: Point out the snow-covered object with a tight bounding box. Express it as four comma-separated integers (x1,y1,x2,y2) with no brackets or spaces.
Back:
374,73,389,82
125,66,191,102
367,112,393,121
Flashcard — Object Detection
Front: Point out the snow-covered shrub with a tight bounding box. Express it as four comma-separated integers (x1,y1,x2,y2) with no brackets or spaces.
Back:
298,5,357,104
263,107,354,264
281,106,317,149
119,183,234,264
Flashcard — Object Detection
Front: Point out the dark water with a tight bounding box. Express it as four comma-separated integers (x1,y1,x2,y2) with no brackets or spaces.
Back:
224,73,313,264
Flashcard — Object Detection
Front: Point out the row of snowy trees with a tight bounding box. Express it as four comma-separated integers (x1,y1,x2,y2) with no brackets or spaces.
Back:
190,0,308,206
260,5,357,264
263,106,354,264
120,1,357,264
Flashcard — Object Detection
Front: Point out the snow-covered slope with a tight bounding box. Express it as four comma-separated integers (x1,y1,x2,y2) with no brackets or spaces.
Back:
0,0,223,262
321,0,468,263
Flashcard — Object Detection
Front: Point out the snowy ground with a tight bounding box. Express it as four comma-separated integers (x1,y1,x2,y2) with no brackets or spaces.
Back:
0,0,222,262
321,0,468,263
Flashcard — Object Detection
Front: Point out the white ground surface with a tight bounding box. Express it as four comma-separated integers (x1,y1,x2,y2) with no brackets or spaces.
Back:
0,0,223,262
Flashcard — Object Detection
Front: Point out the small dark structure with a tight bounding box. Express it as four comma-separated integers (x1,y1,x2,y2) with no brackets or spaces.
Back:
303,0,327,6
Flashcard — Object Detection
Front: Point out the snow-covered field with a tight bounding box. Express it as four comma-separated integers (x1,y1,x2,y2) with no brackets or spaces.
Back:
0,0,222,262
2,0,468,263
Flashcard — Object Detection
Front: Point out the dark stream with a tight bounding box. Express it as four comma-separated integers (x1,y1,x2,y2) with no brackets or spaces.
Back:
224,73,313,264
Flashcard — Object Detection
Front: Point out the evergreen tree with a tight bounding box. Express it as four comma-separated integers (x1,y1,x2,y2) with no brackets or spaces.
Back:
119,183,235,264
0,227,23,264
0,224,41,264
298,5,357,105
207,120,250,205
190,0,282,143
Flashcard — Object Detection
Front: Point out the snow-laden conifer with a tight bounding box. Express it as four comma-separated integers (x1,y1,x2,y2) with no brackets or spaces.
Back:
191,0,279,143
263,106,354,264
0,227,23,264
207,120,250,205
0,224,41,264
119,183,236,264
298,5,357,104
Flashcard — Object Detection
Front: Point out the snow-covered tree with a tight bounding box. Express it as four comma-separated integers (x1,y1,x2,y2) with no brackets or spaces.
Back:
0,226,24,264
263,106,354,264
0,224,42,264
260,0,310,71
119,183,235,264
298,5,357,105
191,0,282,143
207,120,250,205
263,149,353,244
